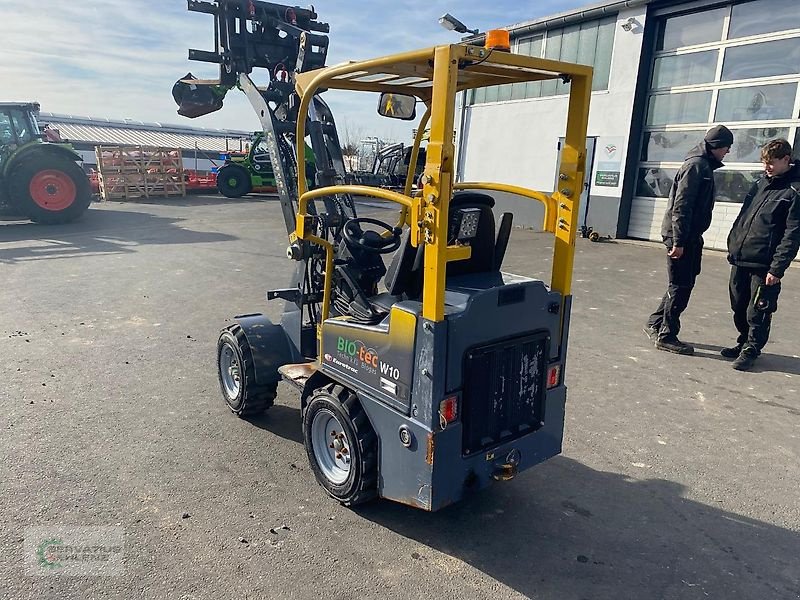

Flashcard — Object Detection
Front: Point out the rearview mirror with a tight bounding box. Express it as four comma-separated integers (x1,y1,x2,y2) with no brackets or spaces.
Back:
377,93,416,120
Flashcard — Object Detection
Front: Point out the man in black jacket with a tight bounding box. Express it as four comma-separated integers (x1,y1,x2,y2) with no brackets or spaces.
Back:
645,125,734,355
723,138,800,371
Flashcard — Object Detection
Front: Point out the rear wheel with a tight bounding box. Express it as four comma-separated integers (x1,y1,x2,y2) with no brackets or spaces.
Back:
303,385,378,506
217,326,276,416
9,153,92,224
217,165,252,198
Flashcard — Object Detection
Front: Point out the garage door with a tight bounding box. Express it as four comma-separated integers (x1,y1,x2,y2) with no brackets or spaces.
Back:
629,197,741,251
630,0,800,250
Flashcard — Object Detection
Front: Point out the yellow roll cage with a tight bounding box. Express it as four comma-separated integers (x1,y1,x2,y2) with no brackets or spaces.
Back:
293,43,592,324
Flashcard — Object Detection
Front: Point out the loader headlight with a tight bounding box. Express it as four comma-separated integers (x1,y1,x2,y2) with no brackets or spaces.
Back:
450,207,481,241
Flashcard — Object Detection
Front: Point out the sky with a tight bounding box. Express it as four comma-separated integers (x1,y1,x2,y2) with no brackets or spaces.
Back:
3,0,581,143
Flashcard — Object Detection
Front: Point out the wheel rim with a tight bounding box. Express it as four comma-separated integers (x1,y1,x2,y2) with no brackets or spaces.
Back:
311,409,351,485
228,176,238,187
219,343,241,400
29,170,77,211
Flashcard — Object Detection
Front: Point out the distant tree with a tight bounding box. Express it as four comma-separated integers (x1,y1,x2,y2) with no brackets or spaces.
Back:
340,118,365,171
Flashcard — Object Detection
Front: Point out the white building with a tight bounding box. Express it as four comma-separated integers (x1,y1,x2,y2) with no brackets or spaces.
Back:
458,0,800,250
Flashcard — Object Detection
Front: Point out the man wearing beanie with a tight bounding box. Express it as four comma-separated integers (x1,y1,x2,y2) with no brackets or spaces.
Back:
644,124,734,354
723,138,800,371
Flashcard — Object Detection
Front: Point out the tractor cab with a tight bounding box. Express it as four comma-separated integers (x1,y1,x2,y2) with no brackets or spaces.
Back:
0,103,40,166
371,143,427,191
0,102,92,223
248,134,273,174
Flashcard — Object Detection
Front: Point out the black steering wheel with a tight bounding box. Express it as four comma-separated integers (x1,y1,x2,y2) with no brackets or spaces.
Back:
342,218,402,255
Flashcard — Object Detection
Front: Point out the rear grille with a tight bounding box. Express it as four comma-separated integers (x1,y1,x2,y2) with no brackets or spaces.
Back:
461,333,547,455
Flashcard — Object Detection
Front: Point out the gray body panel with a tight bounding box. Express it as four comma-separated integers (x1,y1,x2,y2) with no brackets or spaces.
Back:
317,272,568,511
444,272,563,391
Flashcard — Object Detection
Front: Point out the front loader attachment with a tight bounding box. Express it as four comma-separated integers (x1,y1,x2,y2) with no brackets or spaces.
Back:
172,73,230,118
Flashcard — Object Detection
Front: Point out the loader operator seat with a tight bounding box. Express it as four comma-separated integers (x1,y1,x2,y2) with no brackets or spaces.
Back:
384,192,497,300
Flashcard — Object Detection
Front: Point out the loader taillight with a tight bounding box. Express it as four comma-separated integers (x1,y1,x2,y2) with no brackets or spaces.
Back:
440,396,458,424
547,364,561,389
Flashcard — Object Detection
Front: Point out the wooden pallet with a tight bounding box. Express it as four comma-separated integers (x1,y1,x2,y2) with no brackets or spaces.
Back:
95,146,187,201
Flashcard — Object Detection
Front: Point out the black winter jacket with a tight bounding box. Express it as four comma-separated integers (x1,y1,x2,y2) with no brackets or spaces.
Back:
727,162,800,279
660,143,724,247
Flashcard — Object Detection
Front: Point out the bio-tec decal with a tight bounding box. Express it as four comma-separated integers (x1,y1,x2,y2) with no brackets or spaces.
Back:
337,337,379,373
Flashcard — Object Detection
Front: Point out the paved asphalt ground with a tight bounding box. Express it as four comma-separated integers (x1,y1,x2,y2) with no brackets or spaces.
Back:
1,195,798,600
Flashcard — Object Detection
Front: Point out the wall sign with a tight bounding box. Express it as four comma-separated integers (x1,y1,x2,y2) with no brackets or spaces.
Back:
594,137,624,189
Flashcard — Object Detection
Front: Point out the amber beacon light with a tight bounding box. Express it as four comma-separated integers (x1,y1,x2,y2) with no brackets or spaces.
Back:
485,29,510,51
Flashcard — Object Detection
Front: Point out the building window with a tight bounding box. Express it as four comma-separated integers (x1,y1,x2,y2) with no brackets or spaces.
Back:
715,83,797,122
728,0,800,40
510,35,544,100
468,15,616,105
728,127,791,162
794,128,800,159
652,50,718,89
646,91,713,125
656,7,727,51
636,0,800,207
715,170,764,202
636,167,678,197
721,38,800,81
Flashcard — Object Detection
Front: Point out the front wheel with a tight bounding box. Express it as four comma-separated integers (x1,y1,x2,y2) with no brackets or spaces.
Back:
8,153,92,224
303,385,377,506
217,326,276,416
216,165,252,198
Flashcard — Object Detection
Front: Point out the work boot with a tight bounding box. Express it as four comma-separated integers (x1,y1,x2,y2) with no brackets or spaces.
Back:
732,345,759,371
720,344,743,359
643,325,659,340
655,336,694,355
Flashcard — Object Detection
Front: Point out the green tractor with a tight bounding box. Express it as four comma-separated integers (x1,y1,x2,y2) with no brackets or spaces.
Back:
216,132,278,197
0,102,92,224
216,132,318,198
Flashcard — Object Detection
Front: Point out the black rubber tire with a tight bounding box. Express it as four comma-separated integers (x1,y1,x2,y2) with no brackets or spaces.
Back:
8,153,92,224
216,165,252,198
303,385,378,506
217,325,276,417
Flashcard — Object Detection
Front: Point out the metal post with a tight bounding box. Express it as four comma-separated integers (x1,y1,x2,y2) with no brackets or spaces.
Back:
551,71,592,299
421,45,460,323
455,89,468,182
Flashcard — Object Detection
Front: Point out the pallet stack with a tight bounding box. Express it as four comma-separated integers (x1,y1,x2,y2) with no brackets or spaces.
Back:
95,146,186,201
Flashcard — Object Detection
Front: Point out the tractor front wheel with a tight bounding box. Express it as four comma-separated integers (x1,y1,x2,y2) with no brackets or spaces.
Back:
303,385,378,506
217,165,252,198
9,154,92,224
